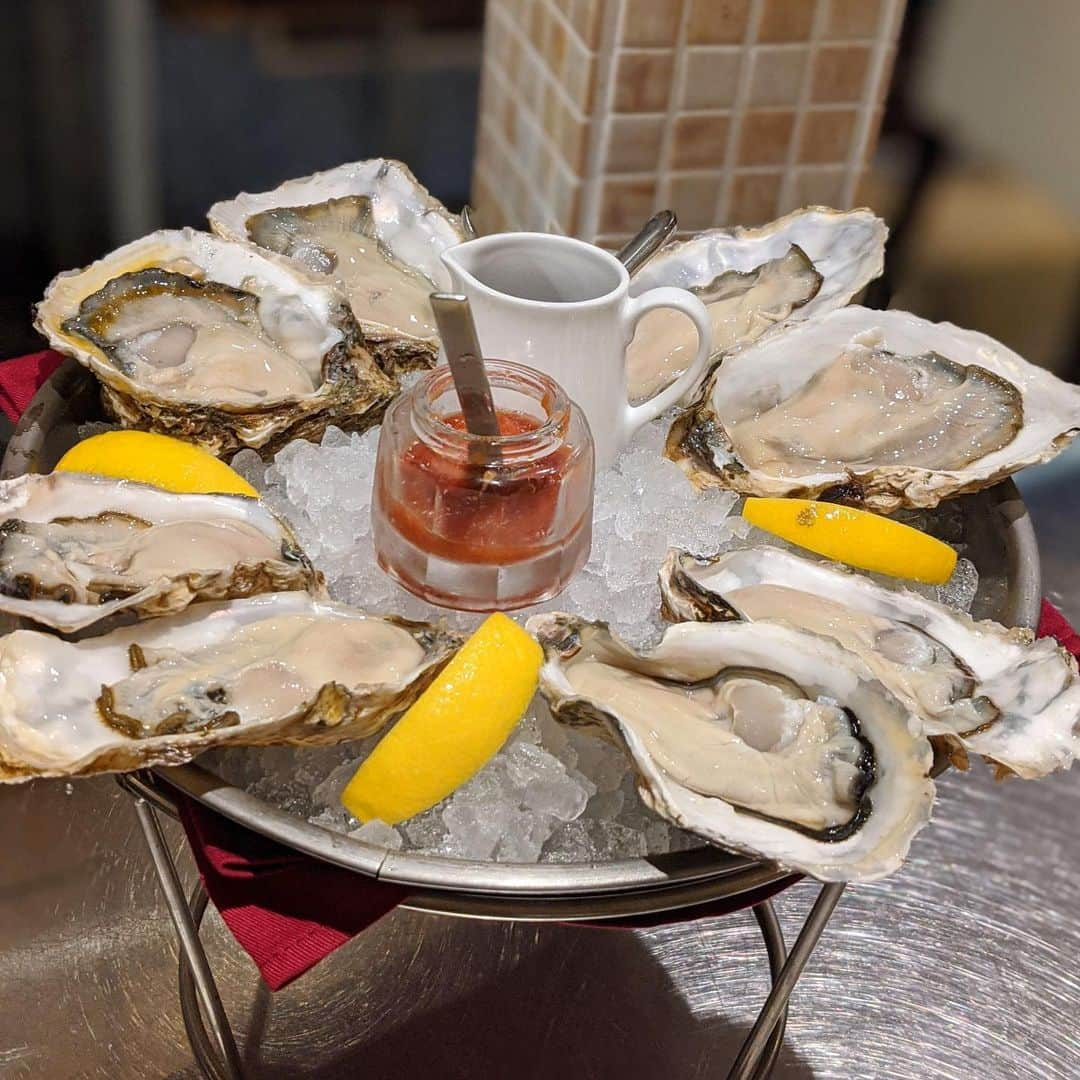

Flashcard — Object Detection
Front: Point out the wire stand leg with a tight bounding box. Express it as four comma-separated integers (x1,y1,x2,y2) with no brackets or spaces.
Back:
179,883,245,1080
747,899,789,1080
132,797,243,1080
728,882,846,1080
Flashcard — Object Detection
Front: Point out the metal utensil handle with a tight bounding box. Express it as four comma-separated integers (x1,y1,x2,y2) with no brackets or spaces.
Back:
616,210,677,276
430,292,501,433
460,204,479,239
430,292,502,468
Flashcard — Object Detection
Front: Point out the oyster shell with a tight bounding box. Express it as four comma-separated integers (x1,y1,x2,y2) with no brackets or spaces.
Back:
668,306,1080,511
659,547,1080,779
627,207,887,404
208,159,466,374
0,592,461,782
527,613,934,882
0,472,322,633
35,228,395,458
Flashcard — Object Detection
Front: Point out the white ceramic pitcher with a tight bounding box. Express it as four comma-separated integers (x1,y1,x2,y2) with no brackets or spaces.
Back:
440,232,712,468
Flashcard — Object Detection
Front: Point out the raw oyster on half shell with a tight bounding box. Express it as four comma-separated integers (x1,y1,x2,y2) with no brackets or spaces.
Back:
668,306,1080,511
0,472,321,633
527,613,934,882
208,159,466,374
0,592,461,781
627,207,887,404
660,547,1080,780
35,228,395,458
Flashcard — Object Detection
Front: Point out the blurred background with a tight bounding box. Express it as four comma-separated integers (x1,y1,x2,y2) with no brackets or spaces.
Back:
1,0,1077,377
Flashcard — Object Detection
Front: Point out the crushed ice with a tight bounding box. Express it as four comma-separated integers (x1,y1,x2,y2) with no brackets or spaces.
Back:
231,417,749,642
212,417,979,864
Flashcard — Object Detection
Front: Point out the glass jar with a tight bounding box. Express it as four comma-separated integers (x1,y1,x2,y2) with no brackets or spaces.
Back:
372,360,594,611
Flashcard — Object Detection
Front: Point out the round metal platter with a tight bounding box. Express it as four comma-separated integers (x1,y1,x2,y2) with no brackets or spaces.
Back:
0,358,1043,917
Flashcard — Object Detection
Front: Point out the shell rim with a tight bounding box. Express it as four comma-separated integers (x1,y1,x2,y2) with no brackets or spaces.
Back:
206,156,467,246
643,205,887,268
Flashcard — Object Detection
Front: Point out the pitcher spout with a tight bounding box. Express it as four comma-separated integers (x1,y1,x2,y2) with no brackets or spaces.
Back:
439,239,485,293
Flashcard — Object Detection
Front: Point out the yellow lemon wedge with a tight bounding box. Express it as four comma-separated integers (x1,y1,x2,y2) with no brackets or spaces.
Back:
55,431,258,497
341,612,543,826
742,497,958,585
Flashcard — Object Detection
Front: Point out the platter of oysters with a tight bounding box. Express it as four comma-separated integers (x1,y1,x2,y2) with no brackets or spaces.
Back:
5,158,1080,888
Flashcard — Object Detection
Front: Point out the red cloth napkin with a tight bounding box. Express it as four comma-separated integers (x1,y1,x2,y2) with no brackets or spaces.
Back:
1038,598,1080,656
3,348,1079,990
0,350,63,423
176,796,409,990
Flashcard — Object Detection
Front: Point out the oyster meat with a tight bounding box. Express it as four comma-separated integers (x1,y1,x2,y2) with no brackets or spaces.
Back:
0,472,321,632
36,228,395,457
0,592,461,781
660,547,1080,779
725,345,1022,476
668,306,1080,511
528,613,934,882
627,207,887,404
209,159,466,374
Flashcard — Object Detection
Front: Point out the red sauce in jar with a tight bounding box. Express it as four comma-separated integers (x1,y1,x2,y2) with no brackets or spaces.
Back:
381,409,575,564
372,360,594,610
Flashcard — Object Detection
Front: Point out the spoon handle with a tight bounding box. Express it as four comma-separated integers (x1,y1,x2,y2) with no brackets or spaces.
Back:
616,210,677,276
430,293,502,463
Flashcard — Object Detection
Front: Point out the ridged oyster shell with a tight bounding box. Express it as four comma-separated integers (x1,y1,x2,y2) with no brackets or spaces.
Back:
35,228,395,458
659,547,1080,780
0,472,322,633
527,613,934,882
668,305,1080,511
0,592,461,782
208,159,466,374
627,207,887,404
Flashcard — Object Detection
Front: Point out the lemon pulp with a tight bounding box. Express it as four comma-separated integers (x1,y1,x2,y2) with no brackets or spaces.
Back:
55,430,257,497
742,497,958,584
342,613,543,825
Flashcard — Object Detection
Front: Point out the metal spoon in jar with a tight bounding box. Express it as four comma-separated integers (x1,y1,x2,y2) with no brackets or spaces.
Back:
429,292,501,466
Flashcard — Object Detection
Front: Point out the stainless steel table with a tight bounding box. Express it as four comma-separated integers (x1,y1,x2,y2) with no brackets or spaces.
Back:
2,448,1079,1079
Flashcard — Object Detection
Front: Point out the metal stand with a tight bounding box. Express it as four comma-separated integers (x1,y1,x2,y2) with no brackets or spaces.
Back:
729,882,846,1080
120,774,843,1080
129,790,243,1080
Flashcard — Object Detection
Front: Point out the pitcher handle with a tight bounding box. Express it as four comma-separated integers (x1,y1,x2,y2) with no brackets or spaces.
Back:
619,287,713,441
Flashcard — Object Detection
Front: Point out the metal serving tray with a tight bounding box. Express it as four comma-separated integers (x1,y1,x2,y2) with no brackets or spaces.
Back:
0,358,1041,912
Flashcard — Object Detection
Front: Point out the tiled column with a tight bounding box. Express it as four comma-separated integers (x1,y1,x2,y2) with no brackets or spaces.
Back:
471,0,905,244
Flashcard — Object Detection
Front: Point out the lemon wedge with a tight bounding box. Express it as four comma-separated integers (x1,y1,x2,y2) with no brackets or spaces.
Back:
55,431,258,497
742,497,958,585
341,613,543,825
